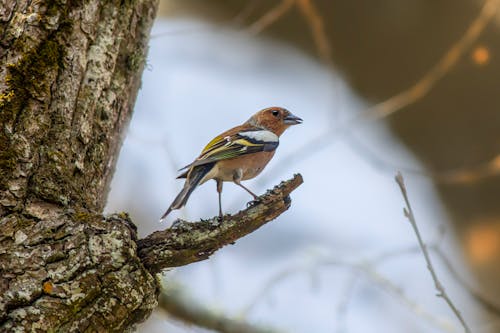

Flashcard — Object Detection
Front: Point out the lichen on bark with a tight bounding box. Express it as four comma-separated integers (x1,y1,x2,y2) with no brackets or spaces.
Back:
0,211,159,332
0,0,160,331
138,174,304,273
0,0,157,214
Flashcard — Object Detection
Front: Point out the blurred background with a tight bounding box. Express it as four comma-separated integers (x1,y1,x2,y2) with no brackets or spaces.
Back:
105,0,500,332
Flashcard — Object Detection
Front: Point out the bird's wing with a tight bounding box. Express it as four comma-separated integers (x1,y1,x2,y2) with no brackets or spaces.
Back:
178,127,279,172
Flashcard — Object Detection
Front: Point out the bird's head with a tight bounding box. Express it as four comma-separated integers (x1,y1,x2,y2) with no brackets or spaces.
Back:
247,107,303,136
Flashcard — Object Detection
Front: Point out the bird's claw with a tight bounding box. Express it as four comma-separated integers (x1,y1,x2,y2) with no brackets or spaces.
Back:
246,198,261,207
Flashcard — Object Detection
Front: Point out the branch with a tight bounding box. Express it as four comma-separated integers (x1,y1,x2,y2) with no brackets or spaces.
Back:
259,0,499,186
138,174,303,273
159,284,281,333
247,0,295,35
395,172,471,333
432,246,500,318
363,0,500,121
296,0,332,65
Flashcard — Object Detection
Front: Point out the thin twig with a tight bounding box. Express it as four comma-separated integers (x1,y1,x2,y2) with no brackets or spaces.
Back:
231,1,263,26
296,0,333,66
372,242,500,319
367,240,500,319
247,0,295,35
356,260,457,333
362,0,500,121
432,246,500,318
261,0,500,185
395,172,471,333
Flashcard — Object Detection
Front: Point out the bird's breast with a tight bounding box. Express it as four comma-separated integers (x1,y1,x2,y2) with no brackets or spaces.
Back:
210,151,276,182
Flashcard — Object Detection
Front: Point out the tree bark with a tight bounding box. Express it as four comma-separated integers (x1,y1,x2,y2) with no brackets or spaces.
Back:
1,1,160,331
0,3,303,331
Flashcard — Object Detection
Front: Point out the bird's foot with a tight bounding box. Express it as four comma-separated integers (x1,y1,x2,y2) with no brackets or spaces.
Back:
171,219,184,229
246,198,262,207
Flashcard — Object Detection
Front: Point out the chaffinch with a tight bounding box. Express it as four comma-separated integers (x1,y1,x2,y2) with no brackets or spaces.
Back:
161,106,302,220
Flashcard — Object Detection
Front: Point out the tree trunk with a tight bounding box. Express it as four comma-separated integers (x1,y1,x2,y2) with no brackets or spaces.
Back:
0,2,303,331
0,1,160,331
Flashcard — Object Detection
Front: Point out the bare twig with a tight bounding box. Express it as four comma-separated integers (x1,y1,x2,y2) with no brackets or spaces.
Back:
231,1,263,26
296,0,333,65
247,0,295,35
356,260,457,333
373,241,500,319
366,240,500,319
261,0,500,185
395,172,471,333
138,174,303,273
159,284,282,333
362,0,500,121
432,246,500,318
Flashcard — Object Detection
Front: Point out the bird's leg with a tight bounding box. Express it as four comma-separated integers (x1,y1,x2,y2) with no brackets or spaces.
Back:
216,179,223,221
233,170,260,206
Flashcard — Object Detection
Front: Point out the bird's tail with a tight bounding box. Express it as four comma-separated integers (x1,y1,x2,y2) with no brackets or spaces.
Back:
160,163,215,221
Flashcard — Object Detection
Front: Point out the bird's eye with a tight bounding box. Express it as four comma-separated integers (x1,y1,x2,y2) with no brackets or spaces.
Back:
271,110,280,117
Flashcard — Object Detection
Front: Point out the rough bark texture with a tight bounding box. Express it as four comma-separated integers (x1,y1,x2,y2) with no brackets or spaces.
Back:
0,0,160,331
0,210,159,331
0,0,159,213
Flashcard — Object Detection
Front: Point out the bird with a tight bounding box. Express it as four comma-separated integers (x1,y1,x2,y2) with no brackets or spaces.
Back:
160,106,302,221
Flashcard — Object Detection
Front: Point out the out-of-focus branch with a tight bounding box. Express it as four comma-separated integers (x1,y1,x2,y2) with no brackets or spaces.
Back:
362,0,500,121
138,174,303,273
252,0,499,124
247,0,295,34
260,0,500,185
247,0,333,65
159,284,282,333
395,172,471,333
296,0,333,65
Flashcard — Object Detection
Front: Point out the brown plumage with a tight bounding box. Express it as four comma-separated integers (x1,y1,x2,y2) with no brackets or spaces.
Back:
161,106,302,221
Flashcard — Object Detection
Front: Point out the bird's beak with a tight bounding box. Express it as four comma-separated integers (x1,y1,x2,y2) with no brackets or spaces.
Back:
283,113,303,125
